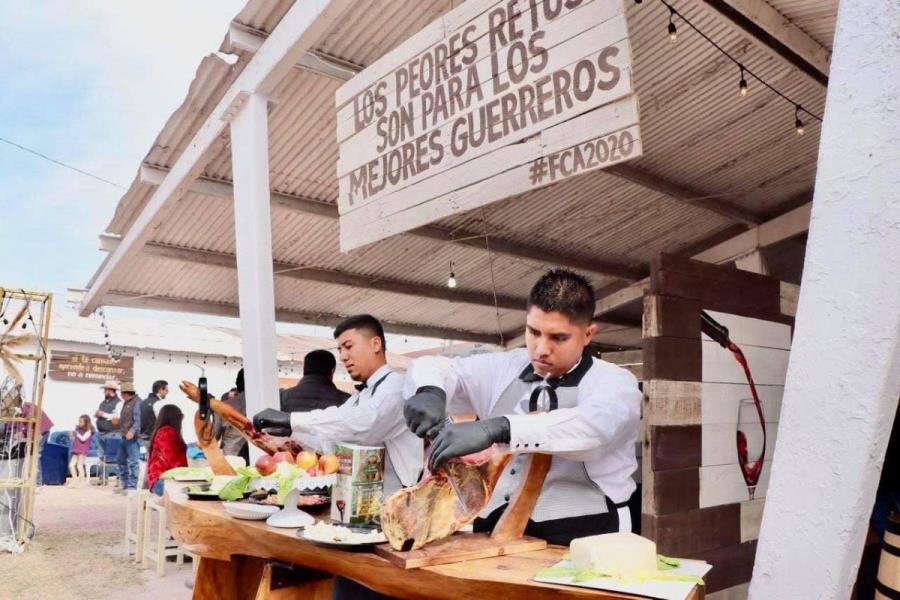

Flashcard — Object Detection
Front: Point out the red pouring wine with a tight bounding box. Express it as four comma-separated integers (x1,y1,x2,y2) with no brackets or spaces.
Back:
701,311,768,500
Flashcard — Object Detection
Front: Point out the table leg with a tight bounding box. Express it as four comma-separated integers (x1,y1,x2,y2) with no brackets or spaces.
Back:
193,555,334,600
193,557,238,600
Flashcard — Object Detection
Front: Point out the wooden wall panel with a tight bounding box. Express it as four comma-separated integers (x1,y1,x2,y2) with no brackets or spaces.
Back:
642,504,741,556
642,255,792,594
700,461,773,508
643,337,701,381
701,382,784,425
645,380,702,426
689,541,758,593
650,254,783,322
651,467,699,515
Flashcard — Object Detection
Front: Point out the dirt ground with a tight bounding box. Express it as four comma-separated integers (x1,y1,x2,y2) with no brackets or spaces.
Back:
0,484,193,600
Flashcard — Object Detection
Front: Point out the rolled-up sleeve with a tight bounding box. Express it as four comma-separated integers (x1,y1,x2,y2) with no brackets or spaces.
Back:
505,366,642,460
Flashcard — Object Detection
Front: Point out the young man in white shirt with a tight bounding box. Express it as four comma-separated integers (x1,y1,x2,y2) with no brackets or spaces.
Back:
404,269,642,544
252,314,423,496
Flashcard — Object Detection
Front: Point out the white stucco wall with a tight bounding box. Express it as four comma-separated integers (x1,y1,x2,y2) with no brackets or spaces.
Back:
749,0,900,597
41,341,244,444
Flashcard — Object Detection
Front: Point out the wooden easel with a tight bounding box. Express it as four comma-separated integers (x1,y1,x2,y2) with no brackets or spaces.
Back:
375,453,552,569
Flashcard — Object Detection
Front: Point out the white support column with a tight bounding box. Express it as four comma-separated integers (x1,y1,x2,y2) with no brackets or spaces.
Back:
230,92,279,459
750,0,900,598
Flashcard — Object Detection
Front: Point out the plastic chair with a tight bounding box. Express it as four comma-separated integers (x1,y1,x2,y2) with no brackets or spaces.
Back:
124,461,149,562
84,436,101,485
100,436,122,486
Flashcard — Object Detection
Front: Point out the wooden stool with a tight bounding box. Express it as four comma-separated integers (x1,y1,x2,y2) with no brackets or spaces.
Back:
124,461,149,561
142,495,188,576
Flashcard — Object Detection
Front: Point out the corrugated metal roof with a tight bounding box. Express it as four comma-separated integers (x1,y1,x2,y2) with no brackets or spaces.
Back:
51,310,410,370
764,0,838,50
88,0,832,343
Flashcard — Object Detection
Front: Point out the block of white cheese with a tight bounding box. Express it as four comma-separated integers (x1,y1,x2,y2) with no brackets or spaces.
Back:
570,533,658,577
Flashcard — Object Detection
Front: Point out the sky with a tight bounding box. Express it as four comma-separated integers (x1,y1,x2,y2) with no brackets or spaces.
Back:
0,1,440,352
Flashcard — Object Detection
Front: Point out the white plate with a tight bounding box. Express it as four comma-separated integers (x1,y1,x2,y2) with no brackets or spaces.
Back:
223,502,279,520
267,509,315,529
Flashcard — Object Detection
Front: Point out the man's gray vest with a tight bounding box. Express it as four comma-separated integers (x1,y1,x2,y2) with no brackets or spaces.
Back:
482,353,609,522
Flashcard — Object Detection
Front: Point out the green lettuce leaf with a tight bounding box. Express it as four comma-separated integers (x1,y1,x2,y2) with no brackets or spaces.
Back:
658,554,680,570
160,467,211,481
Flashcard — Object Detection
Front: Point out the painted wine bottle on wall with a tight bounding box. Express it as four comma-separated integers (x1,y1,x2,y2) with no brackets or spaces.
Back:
701,311,767,500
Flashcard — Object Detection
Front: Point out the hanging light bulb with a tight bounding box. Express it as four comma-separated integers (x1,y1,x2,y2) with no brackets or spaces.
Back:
668,9,678,43
794,105,805,136
447,262,458,289
739,65,748,96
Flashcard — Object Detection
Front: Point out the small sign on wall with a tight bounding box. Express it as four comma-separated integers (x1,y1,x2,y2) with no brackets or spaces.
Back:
48,351,134,384
335,0,641,250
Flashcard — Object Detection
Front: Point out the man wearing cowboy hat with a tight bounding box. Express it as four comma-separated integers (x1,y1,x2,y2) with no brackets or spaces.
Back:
94,380,121,485
116,382,142,493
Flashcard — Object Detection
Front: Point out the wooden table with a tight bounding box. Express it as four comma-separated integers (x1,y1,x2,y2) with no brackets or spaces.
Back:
165,483,703,600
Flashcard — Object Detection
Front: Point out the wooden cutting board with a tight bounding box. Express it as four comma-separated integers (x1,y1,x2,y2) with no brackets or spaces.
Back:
374,532,547,569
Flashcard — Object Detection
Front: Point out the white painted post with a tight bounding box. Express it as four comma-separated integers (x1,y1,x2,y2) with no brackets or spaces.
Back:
749,1,900,598
229,91,279,461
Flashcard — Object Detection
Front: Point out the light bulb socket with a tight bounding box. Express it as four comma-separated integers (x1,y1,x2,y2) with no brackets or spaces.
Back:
794,106,805,135
668,21,677,42
740,78,748,96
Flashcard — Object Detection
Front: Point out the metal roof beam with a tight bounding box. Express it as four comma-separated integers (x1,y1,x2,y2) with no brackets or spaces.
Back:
593,200,812,317
78,0,357,318
696,0,830,87
605,164,763,225
68,289,502,346
139,164,646,280
226,22,362,82
98,234,526,311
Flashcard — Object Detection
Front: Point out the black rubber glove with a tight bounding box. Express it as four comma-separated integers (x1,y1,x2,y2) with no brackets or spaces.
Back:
253,408,291,436
428,417,511,472
404,386,448,439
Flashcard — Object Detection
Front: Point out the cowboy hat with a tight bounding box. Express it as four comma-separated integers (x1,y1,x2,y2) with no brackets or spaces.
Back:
120,382,136,394
99,380,120,391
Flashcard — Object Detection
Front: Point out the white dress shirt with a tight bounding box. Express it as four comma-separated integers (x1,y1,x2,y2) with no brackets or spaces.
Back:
404,348,642,503
289,364,423,488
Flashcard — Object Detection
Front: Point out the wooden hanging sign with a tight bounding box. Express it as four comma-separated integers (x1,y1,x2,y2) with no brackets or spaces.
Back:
335,0,641,251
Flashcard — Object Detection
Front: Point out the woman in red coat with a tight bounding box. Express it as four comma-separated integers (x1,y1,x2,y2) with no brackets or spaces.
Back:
147,404,187,495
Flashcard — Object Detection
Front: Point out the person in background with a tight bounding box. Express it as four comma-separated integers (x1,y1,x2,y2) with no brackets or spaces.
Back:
94,380,121,484
116,382,141,493
139,379,168,449
215,369,249,466
67,415,94,486
17,402,53,486
146,404,187,496
280,349,350,413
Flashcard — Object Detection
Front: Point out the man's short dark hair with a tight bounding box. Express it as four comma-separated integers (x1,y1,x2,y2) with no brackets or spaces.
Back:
304,350,337,377
334,314,386,352
152,380,168,394
527,269,596,325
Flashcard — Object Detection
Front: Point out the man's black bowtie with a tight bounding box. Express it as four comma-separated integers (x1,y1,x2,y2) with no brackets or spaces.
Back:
354,381,367,392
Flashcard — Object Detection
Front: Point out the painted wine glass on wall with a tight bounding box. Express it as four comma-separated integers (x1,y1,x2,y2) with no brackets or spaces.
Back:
701,311,767,500
736,399,765,499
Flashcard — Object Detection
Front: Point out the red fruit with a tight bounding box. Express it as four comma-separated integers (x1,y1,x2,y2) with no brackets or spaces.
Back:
255,455,276,476
272,451,294,465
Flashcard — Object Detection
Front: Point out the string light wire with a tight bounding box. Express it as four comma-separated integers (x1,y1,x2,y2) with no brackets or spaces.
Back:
643,0,823,127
